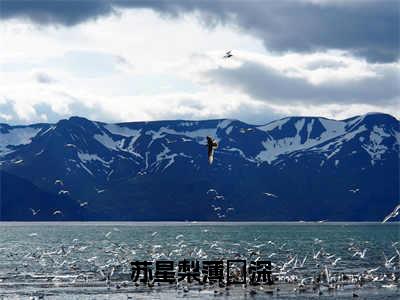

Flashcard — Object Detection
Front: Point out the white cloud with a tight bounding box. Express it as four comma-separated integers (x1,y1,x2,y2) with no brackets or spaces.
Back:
0,9,398,125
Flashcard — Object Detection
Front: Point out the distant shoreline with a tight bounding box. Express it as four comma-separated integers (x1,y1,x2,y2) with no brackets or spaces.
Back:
0,221,398,225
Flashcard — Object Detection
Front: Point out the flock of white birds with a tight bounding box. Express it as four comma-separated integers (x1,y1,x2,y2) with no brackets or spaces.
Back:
1,225,397,300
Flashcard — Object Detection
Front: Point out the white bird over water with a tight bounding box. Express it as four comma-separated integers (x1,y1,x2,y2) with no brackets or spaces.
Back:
300,255,307,267
313,249,321,260
30,208,40,216
384,253,397,269
176,234,184,240
53,210,62,215
349,188,360,193
353,248,367,259
332,257,341,266
382,204,400,223
367,266,380,274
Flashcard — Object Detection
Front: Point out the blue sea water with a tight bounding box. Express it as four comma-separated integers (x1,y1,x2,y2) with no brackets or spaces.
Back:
0,222,399,299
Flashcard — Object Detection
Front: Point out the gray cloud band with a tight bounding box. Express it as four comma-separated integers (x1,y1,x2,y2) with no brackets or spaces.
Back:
205,61,400,106
1,0,398,62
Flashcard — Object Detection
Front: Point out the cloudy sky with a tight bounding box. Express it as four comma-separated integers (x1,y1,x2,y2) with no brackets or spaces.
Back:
0,0,399,125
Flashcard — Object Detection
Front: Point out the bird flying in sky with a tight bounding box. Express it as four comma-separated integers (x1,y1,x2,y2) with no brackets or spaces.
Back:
30,208,40,216
263,192,278,198
382,204,400,223
223,50,233,58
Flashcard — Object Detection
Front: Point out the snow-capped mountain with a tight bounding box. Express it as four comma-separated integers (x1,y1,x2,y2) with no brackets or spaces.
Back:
1,113,398,221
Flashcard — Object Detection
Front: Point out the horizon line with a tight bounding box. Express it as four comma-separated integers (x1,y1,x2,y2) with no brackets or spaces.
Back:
1,111,398,128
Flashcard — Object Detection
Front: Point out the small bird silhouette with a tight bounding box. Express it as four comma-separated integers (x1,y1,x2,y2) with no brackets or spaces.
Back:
30,208,40,216
223,50,233,59
207,136,218,164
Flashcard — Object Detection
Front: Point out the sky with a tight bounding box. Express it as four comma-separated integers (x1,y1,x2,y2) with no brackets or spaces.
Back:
0,0,399,125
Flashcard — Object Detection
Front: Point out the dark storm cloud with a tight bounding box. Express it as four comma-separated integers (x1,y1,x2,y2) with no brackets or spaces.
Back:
1,0,398,62
205,60,400,105
0,0,114,26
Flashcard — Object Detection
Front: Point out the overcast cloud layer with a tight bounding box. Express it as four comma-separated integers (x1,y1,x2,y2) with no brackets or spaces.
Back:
0,0,399,124
2,0,399,62
205,59,400,105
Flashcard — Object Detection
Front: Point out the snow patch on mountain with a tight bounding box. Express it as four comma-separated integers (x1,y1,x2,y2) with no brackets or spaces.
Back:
38,126,55,136
319,118,346,138
258,118,289,132
78,152,109,165
317,125,368,160
225,126,233,135
155,144,178,171
256,118,346,163
346,115,365,130
361,126,390,165
104,124,141,138
148,127,218,144
256,126,305,163
0,127,41,156
306,119,315,139
93,132,143,159
94,132,123,151
218,119,233,129
78,162,94,176
225,147,256,163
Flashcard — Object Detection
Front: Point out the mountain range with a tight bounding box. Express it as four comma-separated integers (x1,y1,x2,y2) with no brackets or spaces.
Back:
0,112,398,221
